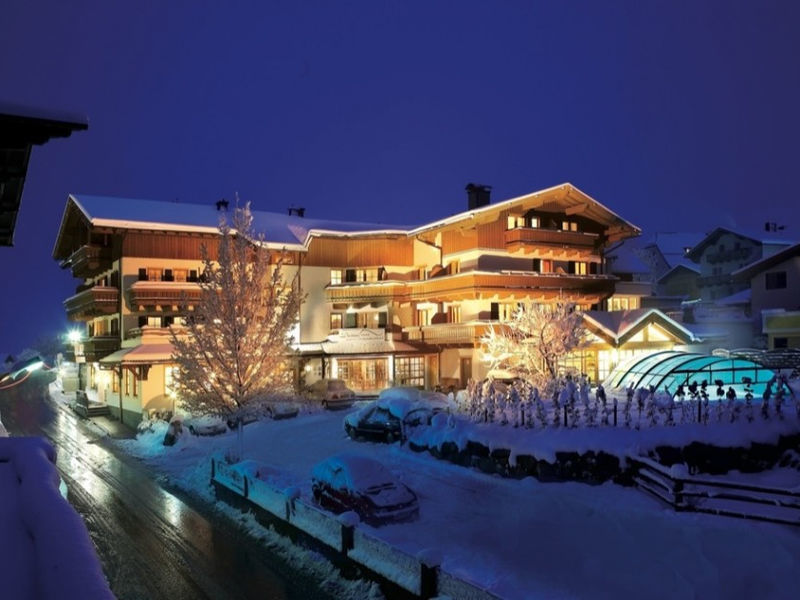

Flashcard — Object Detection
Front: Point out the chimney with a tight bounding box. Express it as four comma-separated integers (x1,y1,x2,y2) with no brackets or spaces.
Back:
288,207,305,218
466,183,491,210
215,199,229,211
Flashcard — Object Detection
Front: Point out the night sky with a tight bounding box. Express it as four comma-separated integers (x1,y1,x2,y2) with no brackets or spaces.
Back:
1,0,799,354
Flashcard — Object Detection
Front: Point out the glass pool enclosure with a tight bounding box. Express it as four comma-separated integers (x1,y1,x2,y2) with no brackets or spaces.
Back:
603,350,775,398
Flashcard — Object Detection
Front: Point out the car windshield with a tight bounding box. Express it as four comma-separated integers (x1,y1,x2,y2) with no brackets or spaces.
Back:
329,380,346,390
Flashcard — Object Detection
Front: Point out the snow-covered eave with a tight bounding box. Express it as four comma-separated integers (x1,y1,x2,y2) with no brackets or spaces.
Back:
407,182,642,238
656,263,701,283
731,242,800,282
302,227,411,246
582,308,700,345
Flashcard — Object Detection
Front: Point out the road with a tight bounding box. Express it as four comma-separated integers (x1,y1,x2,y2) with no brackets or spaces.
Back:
0,370,335,600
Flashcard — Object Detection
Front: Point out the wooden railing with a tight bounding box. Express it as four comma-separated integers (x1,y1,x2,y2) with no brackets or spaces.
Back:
128,281,202,307
64,286,119,321
504,227,599,248
404,322,493,344
629,454,800,527
63,244,113,277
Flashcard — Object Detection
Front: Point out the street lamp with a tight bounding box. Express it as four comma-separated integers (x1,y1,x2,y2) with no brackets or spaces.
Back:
67,330,82,343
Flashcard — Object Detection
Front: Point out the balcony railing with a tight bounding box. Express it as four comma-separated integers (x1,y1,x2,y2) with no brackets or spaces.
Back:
128,281,202,309
326,271,614,304
504,227,599,249
73,336,120,363
61,244,113,278
64,286,119,321
126,324,187,341
403,322,495,344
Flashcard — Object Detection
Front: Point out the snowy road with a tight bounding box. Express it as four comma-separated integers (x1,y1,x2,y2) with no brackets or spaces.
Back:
0,371,335,600
127,404,800,600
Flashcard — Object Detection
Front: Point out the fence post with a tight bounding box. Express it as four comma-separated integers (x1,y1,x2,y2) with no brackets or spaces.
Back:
673,479,684,510
417,550,442,600
613,399,618,427
563,405,567,427
697,400,701,424
341,524,354,556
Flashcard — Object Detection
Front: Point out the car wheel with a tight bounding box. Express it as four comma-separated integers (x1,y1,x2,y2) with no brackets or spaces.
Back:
188,425,196,436
385,431,395,444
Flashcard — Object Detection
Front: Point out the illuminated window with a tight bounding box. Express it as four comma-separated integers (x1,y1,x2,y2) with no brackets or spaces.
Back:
112,372,119,393
561,221,578,232
330,269,343,285
533,259,553,273
506,215,526,229
396,356,425,387
330,313,342,330
147,268,163,281
529,216,539,228
173,269,188,282
124,369,130,395
416,308,432,326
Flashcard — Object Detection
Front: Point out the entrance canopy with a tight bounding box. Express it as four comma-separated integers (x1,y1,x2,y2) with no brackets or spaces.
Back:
603,350,774,397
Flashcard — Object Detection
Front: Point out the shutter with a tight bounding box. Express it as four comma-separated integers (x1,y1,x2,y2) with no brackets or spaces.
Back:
164,316,174,326
533,258,541,272
189,270,198,282
345,269,356,282
568,261,576,274
589,262,598,275
345,313,357,328
164,269,173,282
378,312,387,328
138,316,147,328
490,302,499,320
138,268,147,281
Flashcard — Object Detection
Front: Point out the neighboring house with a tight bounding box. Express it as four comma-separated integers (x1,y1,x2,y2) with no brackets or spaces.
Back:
605,232,704,316
53,183,644,423
733,242,800,349
685,226,791,302
0,104,87,246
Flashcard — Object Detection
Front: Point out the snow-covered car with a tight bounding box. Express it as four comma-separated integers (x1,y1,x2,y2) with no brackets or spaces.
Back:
182,415,228,436
343,387,453,443
304,379,356,409
311,453,419,526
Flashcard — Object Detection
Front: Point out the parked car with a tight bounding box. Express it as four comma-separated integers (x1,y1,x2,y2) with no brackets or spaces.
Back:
311,453,419,525
305,378,355,409
343,387,453,443
182,414,228,436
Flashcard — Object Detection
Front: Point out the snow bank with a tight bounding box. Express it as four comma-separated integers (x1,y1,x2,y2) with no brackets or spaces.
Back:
0,437,113,600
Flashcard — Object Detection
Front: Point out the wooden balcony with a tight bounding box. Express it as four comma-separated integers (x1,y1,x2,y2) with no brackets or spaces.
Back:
128,281,202,310
403,322,494,345
406,271,615,302
61,244,113,278
73,336,120,363
504,227,599,253
326,271,614,304
64,286,119,321
324,281,408,303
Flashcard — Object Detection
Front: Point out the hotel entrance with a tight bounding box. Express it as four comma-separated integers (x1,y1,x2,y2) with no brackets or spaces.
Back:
336,358,389,393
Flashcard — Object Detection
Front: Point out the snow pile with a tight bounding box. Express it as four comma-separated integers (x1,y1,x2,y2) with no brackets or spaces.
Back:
0,437,114,600
117,408,800,600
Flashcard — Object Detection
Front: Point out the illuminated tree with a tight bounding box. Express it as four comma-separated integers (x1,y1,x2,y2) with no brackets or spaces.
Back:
170,200,302,459
480,300,587,394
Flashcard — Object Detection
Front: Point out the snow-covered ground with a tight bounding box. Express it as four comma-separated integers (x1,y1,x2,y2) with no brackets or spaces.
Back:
117,403,800,600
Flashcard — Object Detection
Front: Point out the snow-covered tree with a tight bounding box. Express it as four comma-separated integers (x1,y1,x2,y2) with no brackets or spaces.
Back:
170,201,303,459
480,300,587,394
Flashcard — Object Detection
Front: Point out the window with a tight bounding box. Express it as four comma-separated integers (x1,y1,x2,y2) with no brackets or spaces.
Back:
416,308,432,326
507,215,525,229
396,356,425,387
561,221,578,232
330,269,343,285
344,313,357,328
765,271,787,290
447,304,461,323
147,316,162,328
330,313,342,330
774,337,788,349
491,302,518,321
132,371,138,396
570,261,588,275
172,269,188,282
112,372,119,393
165,366,179,397
529,216,539,228
124,369,130,395
147,268,163,281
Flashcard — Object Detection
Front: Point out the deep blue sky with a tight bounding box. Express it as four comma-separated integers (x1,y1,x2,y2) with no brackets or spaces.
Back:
1,0,799,353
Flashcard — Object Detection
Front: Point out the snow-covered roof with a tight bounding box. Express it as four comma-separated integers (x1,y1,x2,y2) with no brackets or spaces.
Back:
731,242,800,282
582,308,699,344
686,227,795,261
716,288,751,306
99,343,175,364
65,194,412,250
656,262,701,284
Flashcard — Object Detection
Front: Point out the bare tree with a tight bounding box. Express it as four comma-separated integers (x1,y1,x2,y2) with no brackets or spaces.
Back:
480,300,587,393
170,200,303,459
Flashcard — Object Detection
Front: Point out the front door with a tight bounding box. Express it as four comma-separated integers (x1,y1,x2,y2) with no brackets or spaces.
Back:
460,357,472,388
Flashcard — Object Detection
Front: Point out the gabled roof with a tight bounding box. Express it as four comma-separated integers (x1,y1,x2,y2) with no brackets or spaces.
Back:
54,194,411,256
656,262,700,284
732,242,800,282
582,308,699,346
409,182,641,244
685,226,794,261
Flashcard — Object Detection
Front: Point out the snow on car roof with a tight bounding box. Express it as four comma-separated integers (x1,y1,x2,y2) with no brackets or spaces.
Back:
312,453,393,490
